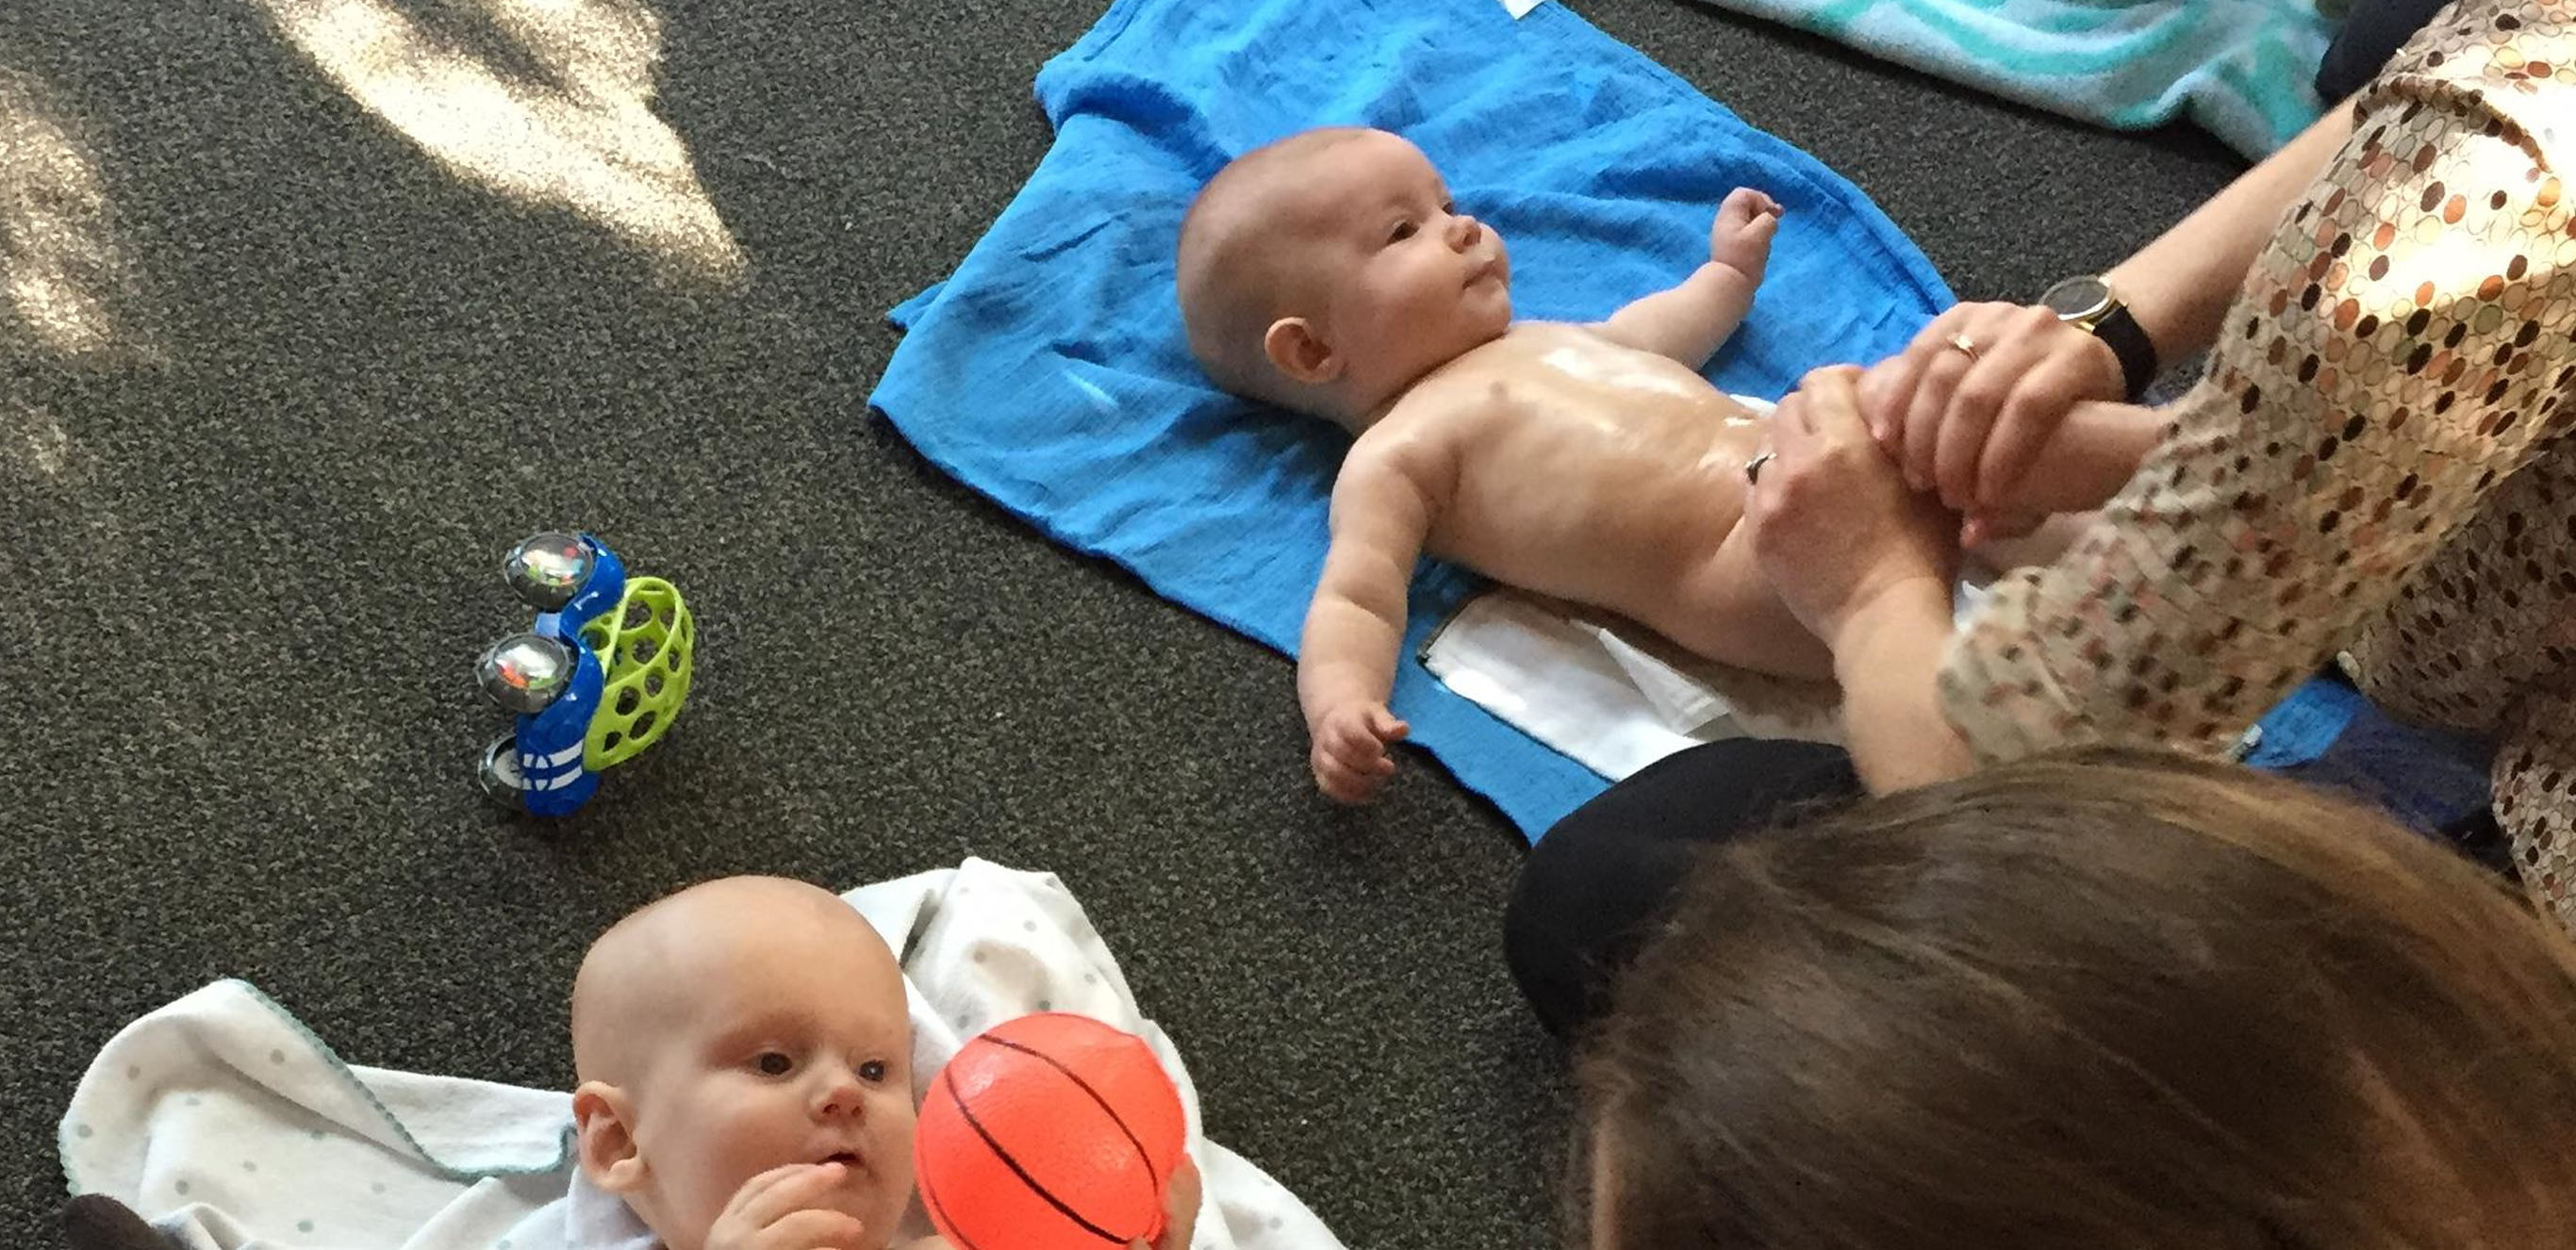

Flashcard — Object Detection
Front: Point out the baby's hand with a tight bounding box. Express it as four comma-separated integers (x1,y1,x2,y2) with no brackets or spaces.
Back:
705,1162,867,1250
1709,188,1784,278
1310,702,1410,805
1127,1158,1202,1250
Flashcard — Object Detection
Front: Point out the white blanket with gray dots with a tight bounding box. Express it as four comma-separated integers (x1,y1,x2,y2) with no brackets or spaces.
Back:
59,859,1338,1250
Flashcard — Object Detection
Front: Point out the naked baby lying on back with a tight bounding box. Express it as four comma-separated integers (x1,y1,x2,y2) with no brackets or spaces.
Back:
1176,126,1973,804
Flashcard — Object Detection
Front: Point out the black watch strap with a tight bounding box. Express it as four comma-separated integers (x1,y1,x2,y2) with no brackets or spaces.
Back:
2091,304,2159,401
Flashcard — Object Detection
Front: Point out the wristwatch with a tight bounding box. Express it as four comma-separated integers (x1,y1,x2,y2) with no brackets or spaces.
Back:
2039,274,2159,402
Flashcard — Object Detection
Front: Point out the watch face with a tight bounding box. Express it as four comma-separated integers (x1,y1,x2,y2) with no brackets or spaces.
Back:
2042,275,2113,320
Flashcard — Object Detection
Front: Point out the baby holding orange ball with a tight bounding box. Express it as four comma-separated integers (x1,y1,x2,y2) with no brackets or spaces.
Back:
570,876,1199,1250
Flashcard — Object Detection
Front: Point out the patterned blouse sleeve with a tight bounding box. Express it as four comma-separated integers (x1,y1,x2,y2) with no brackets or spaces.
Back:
1936,0,2576,763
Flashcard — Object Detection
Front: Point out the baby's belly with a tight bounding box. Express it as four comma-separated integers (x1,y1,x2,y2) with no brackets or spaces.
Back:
1435,452,1754,617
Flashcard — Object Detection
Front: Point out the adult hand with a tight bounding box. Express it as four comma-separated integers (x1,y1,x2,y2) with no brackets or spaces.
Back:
1857,301,2126,514
1749,366,1959,649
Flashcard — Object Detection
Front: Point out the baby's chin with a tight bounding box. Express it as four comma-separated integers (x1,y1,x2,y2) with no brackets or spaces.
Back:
829,1176,909,1247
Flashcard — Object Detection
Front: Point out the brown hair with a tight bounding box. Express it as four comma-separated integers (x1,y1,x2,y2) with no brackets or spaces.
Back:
1577,748,2576,1250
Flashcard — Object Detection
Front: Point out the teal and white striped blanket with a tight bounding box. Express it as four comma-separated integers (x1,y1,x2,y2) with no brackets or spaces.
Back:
1695,0,2337,156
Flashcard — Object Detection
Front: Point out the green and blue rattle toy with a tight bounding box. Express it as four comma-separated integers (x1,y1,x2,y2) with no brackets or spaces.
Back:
473,532,694,814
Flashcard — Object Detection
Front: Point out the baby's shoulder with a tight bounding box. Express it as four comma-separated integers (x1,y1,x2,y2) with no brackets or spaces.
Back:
1337,403,1471,501
1364,381,1490,451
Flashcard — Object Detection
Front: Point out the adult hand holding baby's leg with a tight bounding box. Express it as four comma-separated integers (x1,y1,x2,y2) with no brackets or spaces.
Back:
1310,702,1411,805
1858,302,2126,516
1748,367,1958,650
706,1162,870,1250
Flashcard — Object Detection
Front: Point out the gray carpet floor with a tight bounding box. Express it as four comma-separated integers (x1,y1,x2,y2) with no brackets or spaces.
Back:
0,0,2242,1242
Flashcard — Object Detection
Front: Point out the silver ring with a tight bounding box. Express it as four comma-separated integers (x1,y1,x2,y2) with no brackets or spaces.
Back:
1946,331,1980,361
1743,452,1775,485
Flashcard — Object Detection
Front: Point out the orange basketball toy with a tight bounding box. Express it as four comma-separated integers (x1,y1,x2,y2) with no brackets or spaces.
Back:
915,1012,1188,1250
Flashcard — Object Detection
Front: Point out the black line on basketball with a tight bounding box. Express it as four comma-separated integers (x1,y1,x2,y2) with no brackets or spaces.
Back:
921,1170,983,1250
945,1056,1129,1245
920,1077,999,1250
981,1032,1164,1189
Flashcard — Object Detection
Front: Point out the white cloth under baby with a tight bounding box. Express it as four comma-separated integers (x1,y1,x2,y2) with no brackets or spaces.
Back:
58,859,1340,1250
1417,394,1995,781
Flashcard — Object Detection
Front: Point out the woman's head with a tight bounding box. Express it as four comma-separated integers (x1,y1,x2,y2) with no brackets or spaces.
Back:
1578,748,2576,1250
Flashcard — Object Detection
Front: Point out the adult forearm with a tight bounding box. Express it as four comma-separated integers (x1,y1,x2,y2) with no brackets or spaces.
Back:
1830,578,1978,794
2105,97,2357,363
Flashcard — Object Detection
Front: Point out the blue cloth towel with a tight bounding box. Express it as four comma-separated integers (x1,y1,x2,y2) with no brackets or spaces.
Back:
870,0,1954,838
1691,0,2335,157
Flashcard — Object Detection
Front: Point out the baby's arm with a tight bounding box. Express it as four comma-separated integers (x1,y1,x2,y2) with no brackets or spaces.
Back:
1593,188,1781,368
1298,441,1447,804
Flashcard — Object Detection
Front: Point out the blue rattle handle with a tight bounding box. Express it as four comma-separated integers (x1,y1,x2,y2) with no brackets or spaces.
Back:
513,646,604,816
513,534,626,816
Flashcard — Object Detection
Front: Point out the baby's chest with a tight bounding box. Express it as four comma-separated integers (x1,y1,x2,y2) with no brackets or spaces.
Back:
1473,330,1749,419
1424,366,1762,473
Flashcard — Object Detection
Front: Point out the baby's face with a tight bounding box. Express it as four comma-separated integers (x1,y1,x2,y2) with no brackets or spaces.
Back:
1283,132,1511,384
620,899,916,1250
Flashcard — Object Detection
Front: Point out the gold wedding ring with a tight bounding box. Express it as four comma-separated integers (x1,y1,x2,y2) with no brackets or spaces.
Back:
1947,331,1980,361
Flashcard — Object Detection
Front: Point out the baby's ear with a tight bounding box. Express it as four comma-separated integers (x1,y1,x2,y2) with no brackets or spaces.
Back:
572,1080,648,1192
1263,317,1343,386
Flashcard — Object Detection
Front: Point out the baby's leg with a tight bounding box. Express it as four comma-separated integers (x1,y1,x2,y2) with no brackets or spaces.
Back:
1989,402,2174,526
1657,519,1839,681
1966,511,2096,573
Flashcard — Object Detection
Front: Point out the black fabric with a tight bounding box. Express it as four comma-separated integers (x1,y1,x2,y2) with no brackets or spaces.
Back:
2318,0,2457,102
1504,740,1861,1043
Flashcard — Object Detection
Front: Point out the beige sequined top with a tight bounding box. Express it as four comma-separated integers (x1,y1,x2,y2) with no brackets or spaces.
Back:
1934,0,2576,924
1940,0,2576,761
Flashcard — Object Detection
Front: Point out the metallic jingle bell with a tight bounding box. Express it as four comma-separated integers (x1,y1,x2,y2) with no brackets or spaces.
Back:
502,532,596,613
475,632,578,715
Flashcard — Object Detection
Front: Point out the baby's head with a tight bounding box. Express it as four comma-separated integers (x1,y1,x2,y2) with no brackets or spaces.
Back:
1176,126,1512,428
570,876,916,1250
